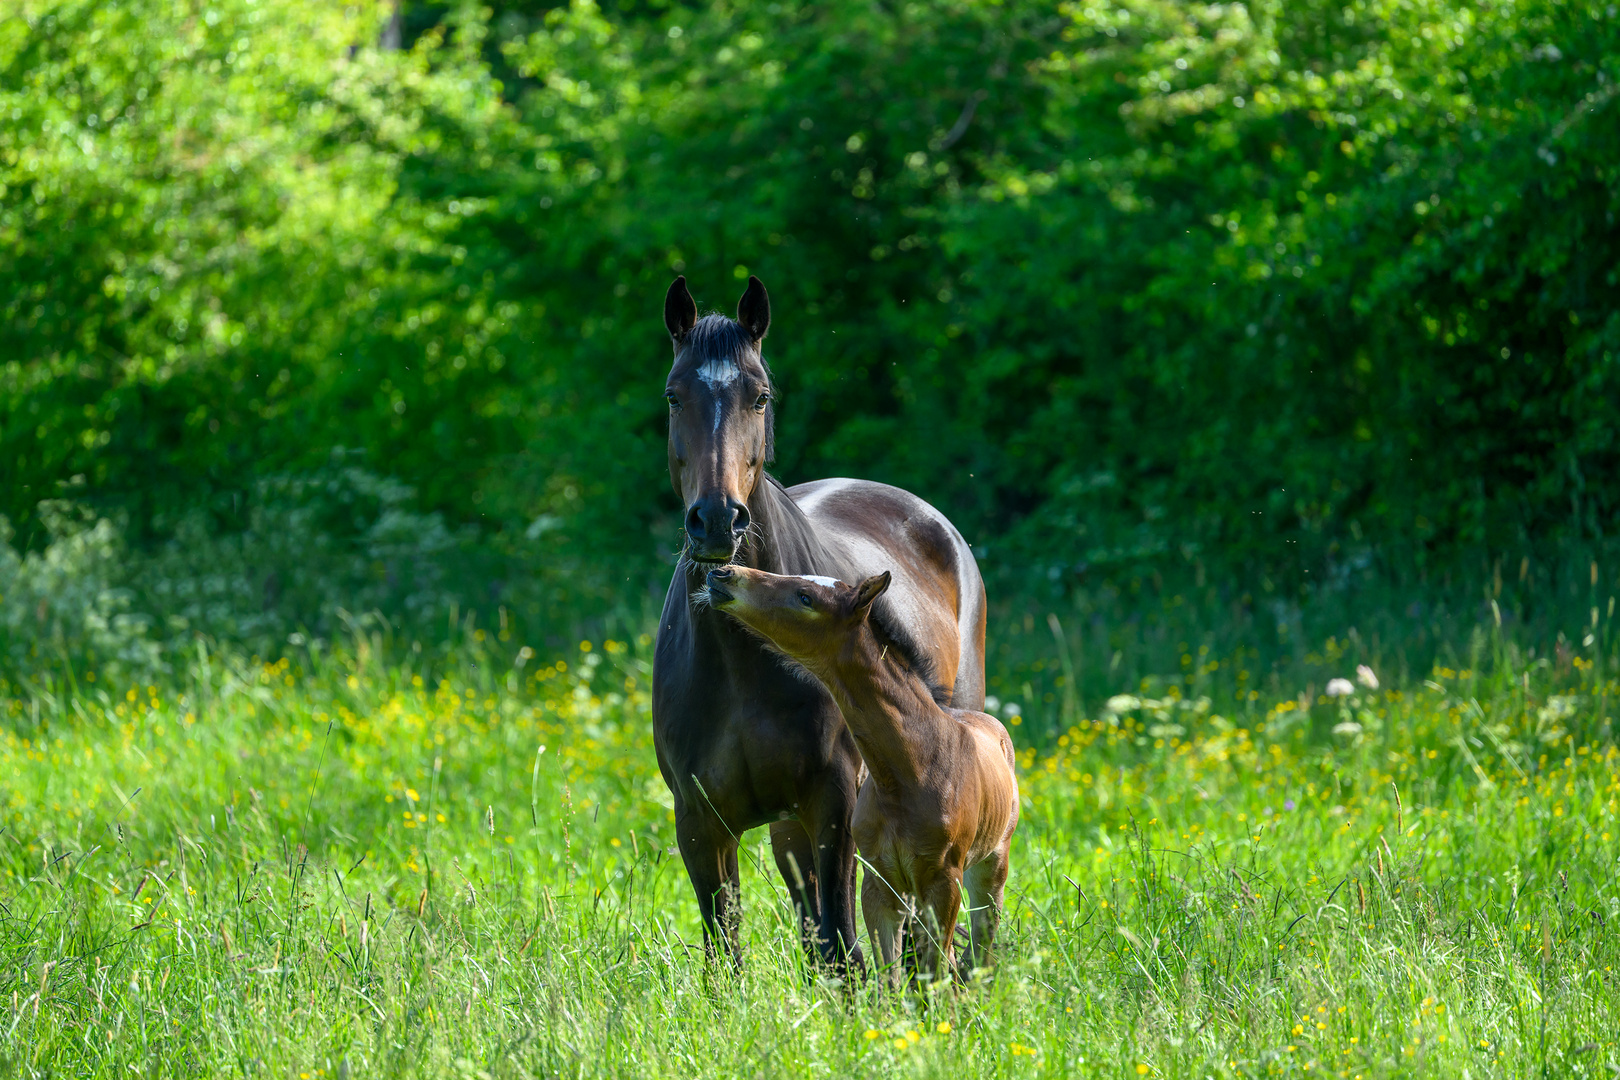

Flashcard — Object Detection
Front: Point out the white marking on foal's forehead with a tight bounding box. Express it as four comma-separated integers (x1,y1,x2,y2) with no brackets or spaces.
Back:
800,575,843,588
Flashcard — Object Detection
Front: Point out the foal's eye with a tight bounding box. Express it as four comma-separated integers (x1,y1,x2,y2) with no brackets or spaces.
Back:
754,392,771,412
798,592,813,608
666,393,681,410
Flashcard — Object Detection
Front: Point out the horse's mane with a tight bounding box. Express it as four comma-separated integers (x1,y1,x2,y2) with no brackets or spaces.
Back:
680,313,754,366
867,597,947,705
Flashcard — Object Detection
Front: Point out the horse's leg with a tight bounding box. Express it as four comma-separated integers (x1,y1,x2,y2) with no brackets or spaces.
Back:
798,781,863,975
768,819,822,963
860,869,903,989
811,814,862,974
675,810,742,965
962,849,1008,977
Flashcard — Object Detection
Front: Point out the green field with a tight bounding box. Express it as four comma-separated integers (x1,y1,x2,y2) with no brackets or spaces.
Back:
4,620,1617,1079
6,0,1620,1075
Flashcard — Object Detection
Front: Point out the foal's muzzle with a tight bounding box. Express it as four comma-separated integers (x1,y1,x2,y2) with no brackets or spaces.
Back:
704,566,736,605
685,495,750,563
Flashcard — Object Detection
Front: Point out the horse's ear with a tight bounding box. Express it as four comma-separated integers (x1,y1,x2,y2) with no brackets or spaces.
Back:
664,276,697,344
851,571,891,615
737,275,770,343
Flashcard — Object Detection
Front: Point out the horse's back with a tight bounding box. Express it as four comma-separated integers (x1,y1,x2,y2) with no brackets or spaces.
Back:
787,478,986,708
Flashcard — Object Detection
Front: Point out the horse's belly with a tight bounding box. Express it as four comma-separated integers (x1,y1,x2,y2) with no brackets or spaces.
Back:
658,690,850,828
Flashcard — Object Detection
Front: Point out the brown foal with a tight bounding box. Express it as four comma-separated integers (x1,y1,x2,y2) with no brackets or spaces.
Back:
705,564,1019,985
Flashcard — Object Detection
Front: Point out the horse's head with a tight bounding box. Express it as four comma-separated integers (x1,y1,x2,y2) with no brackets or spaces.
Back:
662,275,775,565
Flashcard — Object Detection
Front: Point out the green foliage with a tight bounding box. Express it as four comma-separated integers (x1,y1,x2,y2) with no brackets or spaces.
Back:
2,0,1618,653
950,0,1620,578
0,501,159,688
0,0,551,537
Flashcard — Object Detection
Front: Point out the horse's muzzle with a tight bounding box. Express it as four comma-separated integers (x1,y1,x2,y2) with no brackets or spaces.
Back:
685,495,750,562
687,541,738,565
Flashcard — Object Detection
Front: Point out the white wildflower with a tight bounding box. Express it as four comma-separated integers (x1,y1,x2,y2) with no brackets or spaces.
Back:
1356,664,1379,690
1325,678,1355,698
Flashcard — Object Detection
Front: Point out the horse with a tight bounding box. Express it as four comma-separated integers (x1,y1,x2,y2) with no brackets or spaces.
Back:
702,565,1018,985
652,274,986,971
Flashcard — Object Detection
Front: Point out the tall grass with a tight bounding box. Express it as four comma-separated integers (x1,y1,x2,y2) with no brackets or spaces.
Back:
991,550,1620,749
3,595,1618,1078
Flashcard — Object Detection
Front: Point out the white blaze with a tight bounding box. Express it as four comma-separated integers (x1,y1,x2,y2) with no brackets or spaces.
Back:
696,357,740,388
695,356,740,433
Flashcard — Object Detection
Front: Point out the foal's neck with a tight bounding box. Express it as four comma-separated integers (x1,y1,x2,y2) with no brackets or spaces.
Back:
811,625,945,792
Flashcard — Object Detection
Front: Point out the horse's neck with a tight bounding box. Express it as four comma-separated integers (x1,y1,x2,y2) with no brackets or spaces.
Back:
812,627,943,793
742,476,835,575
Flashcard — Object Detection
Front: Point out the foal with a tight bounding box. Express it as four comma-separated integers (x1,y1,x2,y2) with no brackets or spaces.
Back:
705,565,1019,985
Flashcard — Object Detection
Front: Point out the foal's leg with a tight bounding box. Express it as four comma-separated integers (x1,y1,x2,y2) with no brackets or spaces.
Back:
675,811,742,965
962,848,1010,976
860,870,904,989
768,820,822,964
914,872,963,987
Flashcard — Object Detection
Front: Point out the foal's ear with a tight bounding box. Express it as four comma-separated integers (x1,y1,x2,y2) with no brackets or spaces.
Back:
851,571,892,615
664,276,697,344
737,275,770,343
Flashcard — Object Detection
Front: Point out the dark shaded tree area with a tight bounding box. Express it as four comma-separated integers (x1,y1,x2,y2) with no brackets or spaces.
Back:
2,0,1617,637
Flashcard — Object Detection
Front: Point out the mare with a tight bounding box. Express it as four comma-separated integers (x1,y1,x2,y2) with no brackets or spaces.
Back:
652,275,986,971
703,566,1019,985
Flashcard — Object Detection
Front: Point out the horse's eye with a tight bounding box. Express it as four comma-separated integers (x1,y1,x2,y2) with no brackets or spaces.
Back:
798,592,813,608
754,392,771,412
666,393,681,410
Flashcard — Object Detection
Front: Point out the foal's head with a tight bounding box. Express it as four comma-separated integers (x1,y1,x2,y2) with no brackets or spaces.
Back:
703,566,892,664
662,275,775,565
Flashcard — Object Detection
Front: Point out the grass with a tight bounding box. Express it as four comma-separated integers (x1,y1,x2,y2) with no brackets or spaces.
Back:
2,613,1619,1079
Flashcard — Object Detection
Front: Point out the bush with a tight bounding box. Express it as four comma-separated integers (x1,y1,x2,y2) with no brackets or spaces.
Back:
1,457,480,687
0,502,159,689
4,0,1617,635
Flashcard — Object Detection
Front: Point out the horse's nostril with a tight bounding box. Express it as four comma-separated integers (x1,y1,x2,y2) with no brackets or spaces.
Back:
686,505,706,539
710,567,734,581
733,504,750,534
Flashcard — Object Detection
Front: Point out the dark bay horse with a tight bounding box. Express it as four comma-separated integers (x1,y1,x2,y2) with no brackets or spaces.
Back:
652,274,986,969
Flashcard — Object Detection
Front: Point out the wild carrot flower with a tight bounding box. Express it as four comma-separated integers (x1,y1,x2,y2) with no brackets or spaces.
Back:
1356,664,1379,689
1325,678,1355,697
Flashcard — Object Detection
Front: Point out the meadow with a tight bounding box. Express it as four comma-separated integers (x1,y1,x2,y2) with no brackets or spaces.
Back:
7,0,1618,1075
2,608,1618,1079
